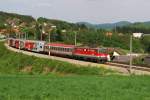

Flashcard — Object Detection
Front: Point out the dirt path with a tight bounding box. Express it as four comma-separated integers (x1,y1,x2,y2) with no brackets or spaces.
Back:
5,43,150,75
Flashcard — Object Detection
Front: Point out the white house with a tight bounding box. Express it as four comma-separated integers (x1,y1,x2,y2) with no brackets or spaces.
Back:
133,33,143,38
113,51,120,56
0,34,6,39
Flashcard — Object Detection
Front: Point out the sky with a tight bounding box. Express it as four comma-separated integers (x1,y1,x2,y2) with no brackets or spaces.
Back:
0,0,150,24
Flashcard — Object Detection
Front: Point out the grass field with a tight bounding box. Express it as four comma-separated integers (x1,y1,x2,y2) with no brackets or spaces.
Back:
0,41,150,100
0,75,150,100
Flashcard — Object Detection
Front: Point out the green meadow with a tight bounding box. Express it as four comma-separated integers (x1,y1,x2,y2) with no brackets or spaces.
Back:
0,41,150,100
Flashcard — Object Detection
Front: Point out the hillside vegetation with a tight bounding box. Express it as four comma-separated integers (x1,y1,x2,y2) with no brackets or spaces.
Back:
0,11,35,26
0,11,150,53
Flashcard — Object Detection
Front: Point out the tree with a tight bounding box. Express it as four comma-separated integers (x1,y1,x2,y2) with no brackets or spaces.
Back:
141,35,150,53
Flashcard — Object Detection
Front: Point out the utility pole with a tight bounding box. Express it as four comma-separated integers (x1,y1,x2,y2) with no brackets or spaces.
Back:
74,31,77,46
49,30,51,56
49,29,51,43
41,29,43,41
129,34,133,74
19,32,20,50
48,25,56,56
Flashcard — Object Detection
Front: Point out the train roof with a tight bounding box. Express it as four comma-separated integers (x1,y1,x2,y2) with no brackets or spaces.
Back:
8,38,45,42
24,40,45,43
75,46,100,49
45,43,75,48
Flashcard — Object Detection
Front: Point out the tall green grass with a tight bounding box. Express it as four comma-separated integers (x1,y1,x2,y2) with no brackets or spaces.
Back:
0,75,150,100
0,42,114,75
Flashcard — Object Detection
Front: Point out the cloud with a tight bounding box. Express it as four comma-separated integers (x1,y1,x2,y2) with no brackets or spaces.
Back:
32,3,52,8
1,0,150,23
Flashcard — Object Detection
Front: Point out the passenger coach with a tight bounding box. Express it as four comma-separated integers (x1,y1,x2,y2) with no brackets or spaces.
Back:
44,43,75,57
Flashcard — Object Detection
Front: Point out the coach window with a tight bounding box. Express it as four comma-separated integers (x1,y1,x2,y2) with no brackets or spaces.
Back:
64,48,66,52
65,48,67,52
68,48,70,52
70,48,72,52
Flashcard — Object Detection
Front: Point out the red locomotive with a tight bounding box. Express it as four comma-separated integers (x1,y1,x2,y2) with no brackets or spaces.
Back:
74,47,110,63
7,38,110,63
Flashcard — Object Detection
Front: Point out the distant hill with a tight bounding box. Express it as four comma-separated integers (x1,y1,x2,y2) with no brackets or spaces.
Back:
77,21,132,29
1,11,150,33
76,22,94,28
0,11,35,24
129,21,150,29
37,17,80,30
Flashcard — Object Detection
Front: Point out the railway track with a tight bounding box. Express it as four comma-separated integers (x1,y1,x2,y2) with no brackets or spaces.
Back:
5,43,150,75
106,62,150,73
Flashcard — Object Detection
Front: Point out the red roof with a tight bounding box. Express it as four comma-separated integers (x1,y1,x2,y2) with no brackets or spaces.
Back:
45,43,75,48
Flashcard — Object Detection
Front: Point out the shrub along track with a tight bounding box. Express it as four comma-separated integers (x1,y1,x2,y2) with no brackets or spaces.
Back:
5,43,150,75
